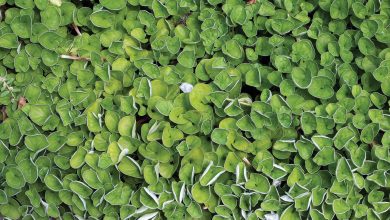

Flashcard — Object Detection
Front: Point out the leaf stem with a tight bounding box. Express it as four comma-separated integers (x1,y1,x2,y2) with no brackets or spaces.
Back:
60,54,91,61
242,157,251,166
72,23,82,36
0,77,16,101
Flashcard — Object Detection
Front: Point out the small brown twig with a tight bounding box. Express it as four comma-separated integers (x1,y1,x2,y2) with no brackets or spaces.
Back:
18,96,27,109
1,106,7,121
247,0,256,4
242,157,251,166
72,23,82,36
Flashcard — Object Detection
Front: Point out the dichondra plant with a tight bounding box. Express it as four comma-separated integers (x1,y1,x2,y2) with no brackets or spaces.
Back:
0,0,389,219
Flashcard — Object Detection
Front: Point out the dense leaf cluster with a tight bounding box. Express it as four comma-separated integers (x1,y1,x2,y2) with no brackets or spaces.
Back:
0,0,390,219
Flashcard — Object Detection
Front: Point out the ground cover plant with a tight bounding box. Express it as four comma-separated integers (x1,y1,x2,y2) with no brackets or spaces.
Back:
0,0,389,219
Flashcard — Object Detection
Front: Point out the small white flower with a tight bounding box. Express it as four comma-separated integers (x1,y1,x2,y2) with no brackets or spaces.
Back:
180,82,193,93
49,0,62,6
264,213,279,220
272,180,281,187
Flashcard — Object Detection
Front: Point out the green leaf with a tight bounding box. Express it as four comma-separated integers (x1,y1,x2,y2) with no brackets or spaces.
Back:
292,40,315,61
280,205,301,220
70,147,87,169
295,138,315,160
0,33,19,49
118,156,142,178
17,159,38,184
222,40,243,59
358,37,376,55
38,32,62,50
308,76,334,99
90,10,115,28
69,181,93,198
118,116,136,137
230,5,247,25
100,0,126,10
335,157,353,181
333,126,355,149
245,173,270,194
211,128,231,145
139,141,171,163
191,182,210,203
0,141,9,163
44,174,63,191
155,100,173,116
330,0,349,19
199,162,225,186
333,198,350,214
11,15,32,38
271,19,294,35
87,112,102,133
141,187,159,209
6,167,26,189
41,6,62,30
105,184,132,205
291,67,312,88
313,147,336,166
187,201,203,218
24,134,49,152
360,123,379,144
178,50,196,68
0,190,8,205
354,204,368,218
189,83,212,111
275,56,292,73
15,0,34,8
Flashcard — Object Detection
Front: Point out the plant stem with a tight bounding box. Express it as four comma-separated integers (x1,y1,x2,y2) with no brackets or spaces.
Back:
72,23,82,36
243,157,251,166
0,77,16,101
60,54,91,61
